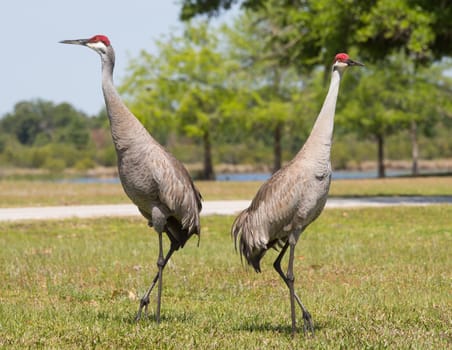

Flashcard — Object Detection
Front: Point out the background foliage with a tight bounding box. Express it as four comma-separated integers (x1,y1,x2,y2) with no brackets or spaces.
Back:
1,0,452,178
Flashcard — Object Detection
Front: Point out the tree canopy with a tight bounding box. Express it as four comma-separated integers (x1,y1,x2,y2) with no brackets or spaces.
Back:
1,100,90,149
178,0,452,177
180,0,452,66
0,100,116,171
1,1,452,177
121,22,244,179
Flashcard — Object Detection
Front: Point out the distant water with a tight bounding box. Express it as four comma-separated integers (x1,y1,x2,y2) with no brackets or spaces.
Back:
65,169,424,184
60,177,120,184
216,169,415,182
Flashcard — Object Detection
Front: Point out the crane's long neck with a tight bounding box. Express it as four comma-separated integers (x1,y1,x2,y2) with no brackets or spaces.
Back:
299,67,343,162
100,48,148,152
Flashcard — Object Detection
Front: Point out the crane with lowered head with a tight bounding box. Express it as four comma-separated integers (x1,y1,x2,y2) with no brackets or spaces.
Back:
232,53,363,336
60,35,202,323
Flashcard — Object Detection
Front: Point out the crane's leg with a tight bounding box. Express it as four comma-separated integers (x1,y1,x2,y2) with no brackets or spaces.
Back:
273,242,314,336
155,231,164,323
135,242,175,322
135,208,170,323
287,243,298,337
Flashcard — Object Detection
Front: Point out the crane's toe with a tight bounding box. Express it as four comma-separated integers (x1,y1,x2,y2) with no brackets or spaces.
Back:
134,296,150,321
302,310,315,335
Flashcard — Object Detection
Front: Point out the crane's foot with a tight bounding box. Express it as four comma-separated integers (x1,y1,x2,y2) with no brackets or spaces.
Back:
134,296,150,322
302,310,315,336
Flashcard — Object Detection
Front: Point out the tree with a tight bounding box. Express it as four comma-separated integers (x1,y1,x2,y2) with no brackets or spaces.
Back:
338,53,451,177
180,0,452,57
1,101,43,145
181,0,452,176
223,13,308,172
121,22,242,180
0,99,97,170
338,66,407,177
403,61,452,174
180,0,264,20
1,100,90,149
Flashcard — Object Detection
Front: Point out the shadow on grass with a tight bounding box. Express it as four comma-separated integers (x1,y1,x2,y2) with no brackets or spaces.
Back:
234,318,328,336
104,310,195,325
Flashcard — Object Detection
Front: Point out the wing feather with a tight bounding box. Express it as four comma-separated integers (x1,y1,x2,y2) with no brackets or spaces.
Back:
119,139,201,236
155,150,202,235
232,164,307,271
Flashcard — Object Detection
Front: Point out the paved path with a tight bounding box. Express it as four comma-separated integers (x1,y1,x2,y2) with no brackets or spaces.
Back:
0,196,450,222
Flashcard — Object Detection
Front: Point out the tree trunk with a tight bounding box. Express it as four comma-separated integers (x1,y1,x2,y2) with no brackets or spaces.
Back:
202,129,215,180
410,120,419,176
272,122,282,174
377,133,385,178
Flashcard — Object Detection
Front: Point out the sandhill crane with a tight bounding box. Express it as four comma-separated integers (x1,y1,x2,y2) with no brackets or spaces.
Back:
232,53,363,336
60,35,202,323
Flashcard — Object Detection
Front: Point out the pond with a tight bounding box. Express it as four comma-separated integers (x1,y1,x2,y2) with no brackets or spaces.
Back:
64,169,430,184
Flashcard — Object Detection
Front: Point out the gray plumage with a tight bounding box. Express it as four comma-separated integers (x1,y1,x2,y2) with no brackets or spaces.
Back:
60,35,202,323
232,53,363,336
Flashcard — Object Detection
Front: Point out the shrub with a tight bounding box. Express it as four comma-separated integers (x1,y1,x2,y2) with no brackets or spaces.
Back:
74,157,96,170
43,158,66,172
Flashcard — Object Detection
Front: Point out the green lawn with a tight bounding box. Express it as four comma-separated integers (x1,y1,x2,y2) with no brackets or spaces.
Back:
0,176,451,207
1,206,450,348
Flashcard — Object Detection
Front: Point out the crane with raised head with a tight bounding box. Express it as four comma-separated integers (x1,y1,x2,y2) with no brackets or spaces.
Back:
232,53,363,336
60,35,202,323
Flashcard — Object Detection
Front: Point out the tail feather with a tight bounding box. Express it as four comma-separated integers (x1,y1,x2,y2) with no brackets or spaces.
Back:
232,210,266,272
165,216,198,251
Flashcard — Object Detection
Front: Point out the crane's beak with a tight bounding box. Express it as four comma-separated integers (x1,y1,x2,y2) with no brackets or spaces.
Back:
59,39,89,46
347,58,364,67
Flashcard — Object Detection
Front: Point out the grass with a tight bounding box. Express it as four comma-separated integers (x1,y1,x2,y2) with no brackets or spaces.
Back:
329,176,452,197
0,181,128,207
0,176,451,207
1,206,451,348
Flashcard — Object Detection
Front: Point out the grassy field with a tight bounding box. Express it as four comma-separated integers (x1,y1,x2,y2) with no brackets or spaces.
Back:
0,176,451,207
0,206,451,348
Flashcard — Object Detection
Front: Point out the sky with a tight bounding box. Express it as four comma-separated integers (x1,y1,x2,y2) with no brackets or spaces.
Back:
0,1,195,117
